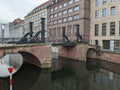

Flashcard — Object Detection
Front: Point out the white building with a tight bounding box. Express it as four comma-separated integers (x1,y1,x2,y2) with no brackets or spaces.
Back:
3,18,24,39
4,23,10,38
0,23,5,38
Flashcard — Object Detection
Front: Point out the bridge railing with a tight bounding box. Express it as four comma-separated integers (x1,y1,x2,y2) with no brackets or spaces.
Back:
51,35,89,44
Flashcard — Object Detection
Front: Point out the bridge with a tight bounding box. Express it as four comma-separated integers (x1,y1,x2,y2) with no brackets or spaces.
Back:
0,44,51,69
0,18,100,69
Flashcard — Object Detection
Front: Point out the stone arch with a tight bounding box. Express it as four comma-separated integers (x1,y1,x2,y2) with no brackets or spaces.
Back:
86,48,100,70
19,51,41,68
86,48,98,59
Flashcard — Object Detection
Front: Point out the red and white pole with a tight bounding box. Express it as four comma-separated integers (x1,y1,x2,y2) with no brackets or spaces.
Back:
8,67,14,90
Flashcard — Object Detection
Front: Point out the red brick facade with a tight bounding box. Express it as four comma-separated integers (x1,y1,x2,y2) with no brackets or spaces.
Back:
47,0,90,43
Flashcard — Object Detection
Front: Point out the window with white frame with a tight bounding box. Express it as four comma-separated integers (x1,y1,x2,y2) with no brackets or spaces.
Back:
95,10,99,18
111,6,116,15
74,6,80,11
73,15,80,20
58,19,62,24
58,12,62,16
69,0,73,5
68,16,73,21
54,6,58,10
74,0,79,2
63,2,67,7
111,0,115,2
103,0,107,4
59,4,62,9
96,0,100,6
63,10,67,15
63,18,67,22
54,14,57,18
102,8,107,16
68,8,73,13
50,8,53,12
54,21,57,25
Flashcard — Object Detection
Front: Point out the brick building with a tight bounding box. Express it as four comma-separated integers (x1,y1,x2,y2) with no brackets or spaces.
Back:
47,0,90,43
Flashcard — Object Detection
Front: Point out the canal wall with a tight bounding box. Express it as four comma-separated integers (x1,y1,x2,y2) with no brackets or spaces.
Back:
58,44,99,61
58,44,120,66
100,51,120,64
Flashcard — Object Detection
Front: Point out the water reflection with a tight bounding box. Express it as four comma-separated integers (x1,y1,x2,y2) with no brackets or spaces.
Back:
0,57,120,90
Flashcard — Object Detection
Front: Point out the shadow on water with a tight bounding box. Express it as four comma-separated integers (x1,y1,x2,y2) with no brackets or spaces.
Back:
86,58,101,71
2,56,120,90
0,62,41,90
12,62,41,90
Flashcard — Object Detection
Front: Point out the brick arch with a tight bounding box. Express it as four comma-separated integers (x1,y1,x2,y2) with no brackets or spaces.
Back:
86,48,100,70
19,51,41,68
86,48,98,59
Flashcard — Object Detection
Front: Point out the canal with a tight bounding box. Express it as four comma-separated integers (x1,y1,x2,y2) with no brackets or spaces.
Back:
0,57,120,90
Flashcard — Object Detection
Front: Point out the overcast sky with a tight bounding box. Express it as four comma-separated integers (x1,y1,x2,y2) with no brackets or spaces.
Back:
0,0,48,23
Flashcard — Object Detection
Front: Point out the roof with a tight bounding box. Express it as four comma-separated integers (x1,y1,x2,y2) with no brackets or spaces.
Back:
25,0,50,17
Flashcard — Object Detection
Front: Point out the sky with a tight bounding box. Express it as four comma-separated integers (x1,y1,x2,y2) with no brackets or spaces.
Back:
0,0,48,23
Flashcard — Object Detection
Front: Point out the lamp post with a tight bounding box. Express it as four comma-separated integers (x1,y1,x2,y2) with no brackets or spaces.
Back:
8,67,14,90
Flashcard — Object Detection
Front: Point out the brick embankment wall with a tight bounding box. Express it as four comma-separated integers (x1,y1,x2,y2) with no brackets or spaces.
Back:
100,51,120,64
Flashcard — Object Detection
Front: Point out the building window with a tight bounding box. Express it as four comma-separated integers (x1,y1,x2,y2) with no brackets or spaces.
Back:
74,0,79,2
58,12,62,16
54,6,58,10
111,6,116,15
74,6,80,11
95,24,99,36
96,0,100,6
68,16,73,21
50,8,53,12
73,15,80,20
102,8,107,16
103,40,110,49
103,0,107,4
58,4,62,9
110,22,115,35
63,10,67,15
95,40,98,45
68,8,73,13
63,18,67,22
111,0,116,2
54,14,57,18
63,2,67,7
50,21,53,25
95,10,99,18
58,19,62,24
69,0,73,5
114,40,120,51
102,23,107,35
54,21,57,25
50,15,53,19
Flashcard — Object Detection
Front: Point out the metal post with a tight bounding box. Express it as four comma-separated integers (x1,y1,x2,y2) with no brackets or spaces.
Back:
76,24,80,43
8,67,14,90
29,22,33,38
10,74,12,90
41,18,45,43
62,27,66,43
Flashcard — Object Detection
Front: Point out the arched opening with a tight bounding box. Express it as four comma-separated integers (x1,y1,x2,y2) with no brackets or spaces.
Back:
86,48,97,59
19,51,41,68
86,48,100,70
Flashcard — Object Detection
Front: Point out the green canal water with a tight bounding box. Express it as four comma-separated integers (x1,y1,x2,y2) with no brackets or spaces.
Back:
0,58,120,90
